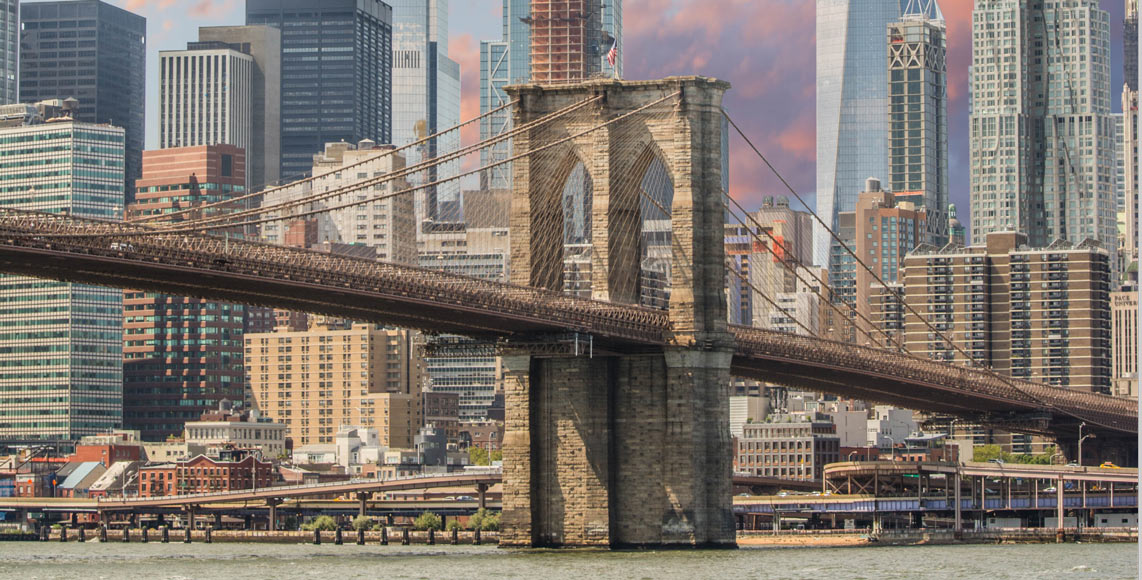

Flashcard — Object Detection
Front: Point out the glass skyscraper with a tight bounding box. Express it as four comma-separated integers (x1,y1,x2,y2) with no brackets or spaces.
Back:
390,0,460,223
886,2,947,246
815,0,901,268
246,0,392,182
969,0,1116,263
0,0,16,104
19,0,145,203
0,119,125,443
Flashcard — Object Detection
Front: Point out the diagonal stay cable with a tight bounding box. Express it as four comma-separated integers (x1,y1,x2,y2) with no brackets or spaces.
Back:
161,95,604,231
58,92,681,238
721,108,1104,425
132,98,521,225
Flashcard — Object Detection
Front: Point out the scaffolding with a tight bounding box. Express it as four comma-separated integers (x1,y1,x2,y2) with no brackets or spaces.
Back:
527,0,606,84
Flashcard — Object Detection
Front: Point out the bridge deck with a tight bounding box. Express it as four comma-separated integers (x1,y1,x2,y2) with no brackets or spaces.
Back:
0,210,1132,437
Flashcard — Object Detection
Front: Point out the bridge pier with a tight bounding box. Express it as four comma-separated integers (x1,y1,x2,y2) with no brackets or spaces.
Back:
502,77,735,548
501,348,734,548
267,499,281,531
355,492,372,518
476,483,488,511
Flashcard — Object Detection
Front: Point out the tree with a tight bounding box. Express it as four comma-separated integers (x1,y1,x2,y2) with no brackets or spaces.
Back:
469,447,490,466
413,512,442,531
446,519,462,532
489,450,503,462
973,444,1010,463
480,512,501,531
351,516,374,532
468,508,501,531
301,515,337,531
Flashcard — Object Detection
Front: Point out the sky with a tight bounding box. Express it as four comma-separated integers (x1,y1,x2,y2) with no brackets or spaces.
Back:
97,0,1129,219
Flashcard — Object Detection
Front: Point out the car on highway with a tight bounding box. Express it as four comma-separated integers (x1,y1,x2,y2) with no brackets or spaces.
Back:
1100,462,1121,469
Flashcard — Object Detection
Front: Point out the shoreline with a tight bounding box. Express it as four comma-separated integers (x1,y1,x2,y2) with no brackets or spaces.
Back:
737,529,1139,548
16,528,1137,547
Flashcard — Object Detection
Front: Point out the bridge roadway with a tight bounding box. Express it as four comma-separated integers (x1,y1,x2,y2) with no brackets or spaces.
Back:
0,472,806,513
0,210,1133,438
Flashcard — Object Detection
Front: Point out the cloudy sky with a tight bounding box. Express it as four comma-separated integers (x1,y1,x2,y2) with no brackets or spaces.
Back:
100,0,1127,218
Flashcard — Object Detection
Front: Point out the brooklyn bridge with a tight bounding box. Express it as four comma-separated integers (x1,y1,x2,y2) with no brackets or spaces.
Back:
0,77,1132,548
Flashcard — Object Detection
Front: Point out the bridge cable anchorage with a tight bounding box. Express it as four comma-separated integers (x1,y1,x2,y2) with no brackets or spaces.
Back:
130,98,521,225
144,94,604,232
721,196,902,349
721,109,1122,431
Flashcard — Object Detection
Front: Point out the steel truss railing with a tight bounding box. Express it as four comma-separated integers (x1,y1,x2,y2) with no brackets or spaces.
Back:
731,325,1136,434
0,210,667,343
0,209,1134,436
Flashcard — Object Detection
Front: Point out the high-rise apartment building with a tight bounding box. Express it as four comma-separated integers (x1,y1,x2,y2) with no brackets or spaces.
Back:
124,145,248,441
887,4,947,245
829,178,926,342
1128,0,1138,93
260,140,416,264
816,0,901,267
969,0,1116,262
874,232,1113,393
1111,290,1137,397
528,0,620,84
0,116,124,443
0,0,16,104
159,48,253,182
165,25,282,191
390,0,460,224
19,1,145,202
246,323,422,448
246,0,392,181
724,196,816,331
1123,92,1139,274
418,226,510,420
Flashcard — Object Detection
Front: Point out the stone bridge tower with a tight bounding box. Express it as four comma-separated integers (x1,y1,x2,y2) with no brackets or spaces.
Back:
501,77,736,548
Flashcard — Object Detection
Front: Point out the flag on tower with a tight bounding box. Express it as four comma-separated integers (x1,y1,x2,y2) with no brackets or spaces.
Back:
606,40,617,70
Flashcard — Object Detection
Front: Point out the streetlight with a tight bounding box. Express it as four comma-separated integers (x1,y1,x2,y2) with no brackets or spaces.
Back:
848,451,859,462
1077,422,1095,467
885,436,895,462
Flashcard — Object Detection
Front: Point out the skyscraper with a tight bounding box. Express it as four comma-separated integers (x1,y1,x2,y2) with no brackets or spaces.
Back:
887,2,947,246
125,145,248,441
246,0,392,181
389,0,461,224
1128,0,1138,93
528,0,620,84
0,0,16,104
969,0,1116,263
186,25,283,190
815,0,901,267
0,112,125,443
19,0,145,203
1123,0,1140,274
480,0,621,189
159,47,254,183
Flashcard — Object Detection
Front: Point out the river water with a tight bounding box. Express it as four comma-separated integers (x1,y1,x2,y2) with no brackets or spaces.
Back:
0,542,1135,579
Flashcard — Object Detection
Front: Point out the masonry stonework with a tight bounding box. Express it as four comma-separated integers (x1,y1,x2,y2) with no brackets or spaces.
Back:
502,77,736,548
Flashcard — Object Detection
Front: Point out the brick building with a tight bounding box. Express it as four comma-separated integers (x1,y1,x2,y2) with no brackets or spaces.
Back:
875,232,1113,393
124,145,249,440
138,450,273,497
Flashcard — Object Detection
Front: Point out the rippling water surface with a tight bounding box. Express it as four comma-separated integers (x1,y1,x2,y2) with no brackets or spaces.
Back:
0,542,1135,580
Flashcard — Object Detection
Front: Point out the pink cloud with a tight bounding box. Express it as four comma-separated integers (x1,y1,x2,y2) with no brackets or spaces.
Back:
450,33,483,172
188,0,237,20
